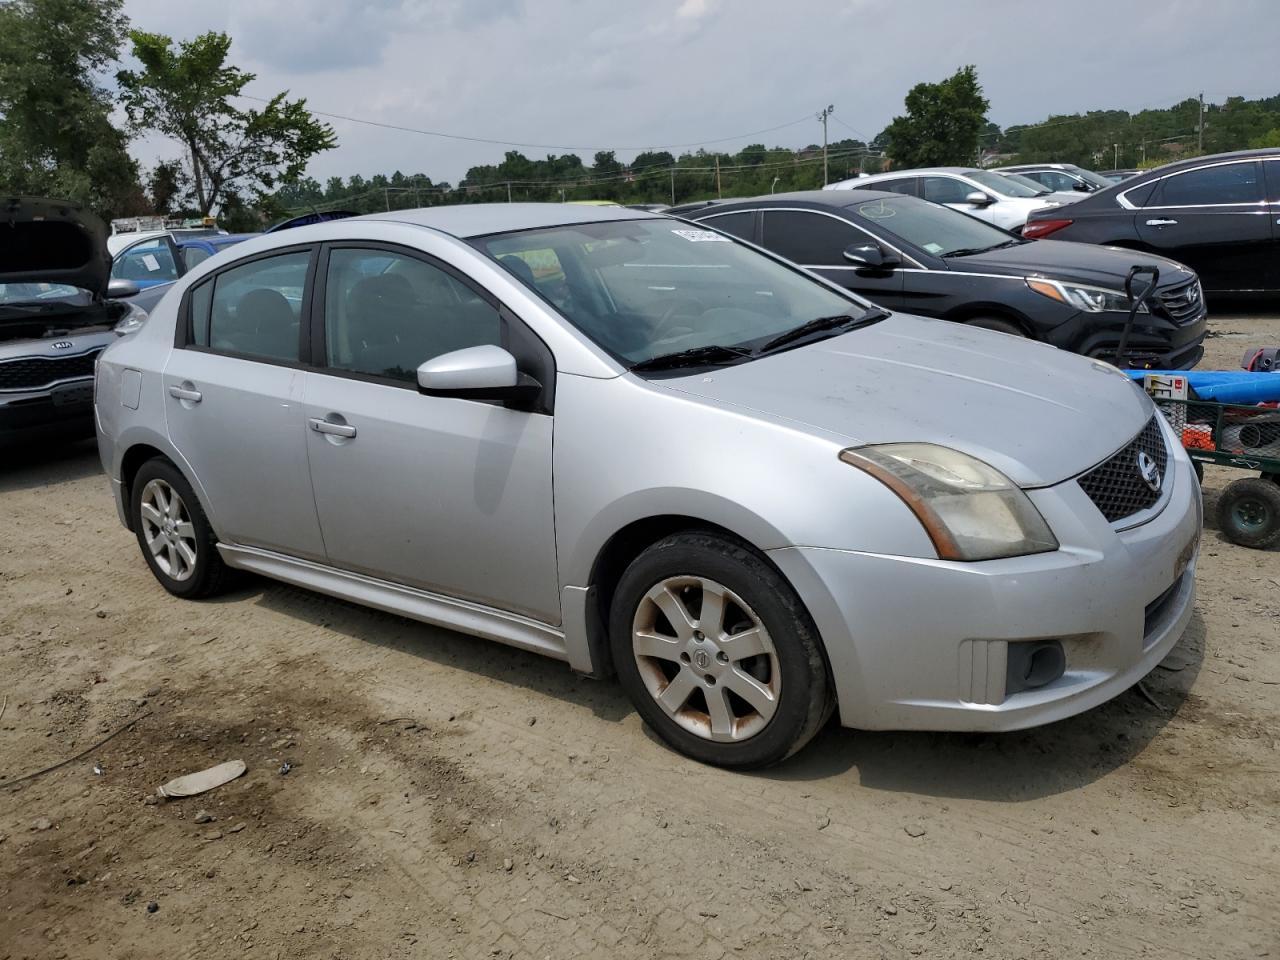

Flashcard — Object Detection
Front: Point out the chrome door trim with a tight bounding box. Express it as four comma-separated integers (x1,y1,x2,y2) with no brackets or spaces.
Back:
1117,156,1275,210
218,543,568,661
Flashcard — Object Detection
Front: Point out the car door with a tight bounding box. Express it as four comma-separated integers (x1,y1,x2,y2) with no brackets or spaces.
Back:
1262,158,1280,291
1135,159,1271,292
759,209,904,309
301,244,560,623
112,235,185,289
163,246,327,560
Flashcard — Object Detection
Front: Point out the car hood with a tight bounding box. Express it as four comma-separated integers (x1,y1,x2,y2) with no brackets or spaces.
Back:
655,313,1152,488
950,239,1196,290
1,197,110,295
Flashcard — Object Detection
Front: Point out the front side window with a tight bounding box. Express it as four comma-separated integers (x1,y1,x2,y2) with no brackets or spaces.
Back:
198,251,309,362
922,176,975,204
324,248,501,382
851,195,1014,258
473,219,864,365
1030,170,1078,192
1155,162,1263,206
968,169,1044,197
761,211,864,266
112,239,180,285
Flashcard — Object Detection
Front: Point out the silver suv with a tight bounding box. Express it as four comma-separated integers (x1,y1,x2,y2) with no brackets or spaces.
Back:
1,198,147,446
95,205,1200,767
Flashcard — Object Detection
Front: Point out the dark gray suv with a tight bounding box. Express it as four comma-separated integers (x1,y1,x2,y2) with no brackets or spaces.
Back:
1,197,148,446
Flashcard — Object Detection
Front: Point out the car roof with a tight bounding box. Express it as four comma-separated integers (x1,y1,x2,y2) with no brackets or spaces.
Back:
1129,148,1278,179
354,202,655,239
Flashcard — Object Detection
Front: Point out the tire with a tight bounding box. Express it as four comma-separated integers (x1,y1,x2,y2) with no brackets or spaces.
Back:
129,457,232,598
1192,460,1204,484
1215,477,1280,550
966,316,1025,337
609,531,833,769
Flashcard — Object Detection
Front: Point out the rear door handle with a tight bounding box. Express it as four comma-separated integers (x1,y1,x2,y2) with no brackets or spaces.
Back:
1145,218,1178,226
168,384,202,402
309,417,357,438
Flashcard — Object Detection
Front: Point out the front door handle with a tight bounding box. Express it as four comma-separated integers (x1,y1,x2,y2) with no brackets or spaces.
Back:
309,417,357,438
168,384,202,403
1145,218,1178,226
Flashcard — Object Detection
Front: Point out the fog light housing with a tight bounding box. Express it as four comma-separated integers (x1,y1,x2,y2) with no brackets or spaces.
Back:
1005,640,1066,695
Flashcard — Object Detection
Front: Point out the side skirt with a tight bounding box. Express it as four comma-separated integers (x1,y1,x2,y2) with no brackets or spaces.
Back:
217,544,569,662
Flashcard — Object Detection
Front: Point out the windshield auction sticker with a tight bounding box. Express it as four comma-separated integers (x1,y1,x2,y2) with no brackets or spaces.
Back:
671,228,730,242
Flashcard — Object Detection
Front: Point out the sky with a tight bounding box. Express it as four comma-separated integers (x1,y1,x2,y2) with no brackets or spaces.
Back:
120,0,1278,186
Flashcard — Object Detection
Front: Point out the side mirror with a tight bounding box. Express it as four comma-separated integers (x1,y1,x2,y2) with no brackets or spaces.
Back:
417,344,542,407
106,278,140,299
965,191,994,207
1072,181,1092,192
842,243,900,270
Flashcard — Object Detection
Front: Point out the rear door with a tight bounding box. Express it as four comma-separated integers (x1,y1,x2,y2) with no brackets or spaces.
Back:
1263,158,1280,291
759,209,904,309
163,246,326,560
1135,159,1271,292
112,234,185,289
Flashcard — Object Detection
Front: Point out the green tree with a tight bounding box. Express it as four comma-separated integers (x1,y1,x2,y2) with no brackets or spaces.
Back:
0,0,144,216
881,65,990,167
147,160,187,215
117,30,337,216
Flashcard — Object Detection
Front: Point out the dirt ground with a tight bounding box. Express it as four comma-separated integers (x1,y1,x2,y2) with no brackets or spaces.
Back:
2,313,1278,960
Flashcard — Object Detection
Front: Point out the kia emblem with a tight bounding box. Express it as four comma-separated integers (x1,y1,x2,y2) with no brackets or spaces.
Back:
52,341,74,350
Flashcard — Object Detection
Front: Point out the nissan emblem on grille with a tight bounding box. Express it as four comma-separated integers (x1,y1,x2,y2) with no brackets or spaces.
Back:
1076,416,1169,523
1136,451,1162,493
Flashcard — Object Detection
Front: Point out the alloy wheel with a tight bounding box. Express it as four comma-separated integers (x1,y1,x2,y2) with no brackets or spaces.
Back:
631,576,780,742
139,478,198,582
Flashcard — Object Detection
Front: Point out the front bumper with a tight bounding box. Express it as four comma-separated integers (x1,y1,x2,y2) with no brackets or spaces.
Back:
1049,309,1207,370
769,438,1202,732
0,380,97,445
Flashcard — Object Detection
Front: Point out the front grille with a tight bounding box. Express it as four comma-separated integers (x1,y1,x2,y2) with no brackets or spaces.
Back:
1077,416,1168,523
0,350,101,391
1153,279,1205,326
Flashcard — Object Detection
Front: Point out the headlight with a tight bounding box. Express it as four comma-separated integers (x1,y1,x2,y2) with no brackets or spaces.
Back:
840,443,1058,561
113,302,149,336
1026,278,1144,314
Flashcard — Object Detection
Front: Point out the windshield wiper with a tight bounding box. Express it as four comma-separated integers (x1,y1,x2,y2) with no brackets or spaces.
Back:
945,238,1025,258
758,308,889,355
630,343,756,372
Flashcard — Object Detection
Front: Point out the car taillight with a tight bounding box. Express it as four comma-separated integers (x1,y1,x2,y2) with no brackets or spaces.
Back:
1023,218,1073,240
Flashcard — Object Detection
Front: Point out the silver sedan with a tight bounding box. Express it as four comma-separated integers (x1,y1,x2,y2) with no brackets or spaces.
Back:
95,204,1200,767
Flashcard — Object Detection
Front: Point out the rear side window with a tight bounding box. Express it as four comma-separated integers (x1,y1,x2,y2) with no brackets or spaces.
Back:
197,251,309,362
699,211,755,241
761,211,864,266
323,248,501,383
1153,162,1263,206
862,178,917,197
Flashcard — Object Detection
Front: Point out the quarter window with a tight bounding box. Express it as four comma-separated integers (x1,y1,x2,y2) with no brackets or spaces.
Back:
198,251,309,362
323,248,501,383
761,211,865,266
1154,162,1263,206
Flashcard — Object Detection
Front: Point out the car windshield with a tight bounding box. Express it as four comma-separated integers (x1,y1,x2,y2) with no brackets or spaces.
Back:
1067,165,1116,190
969,170,1045,197
850,195,1016,258
0,282,86,305
473,218,870,365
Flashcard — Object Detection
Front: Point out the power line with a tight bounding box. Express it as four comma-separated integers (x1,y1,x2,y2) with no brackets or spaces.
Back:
235,94,814,153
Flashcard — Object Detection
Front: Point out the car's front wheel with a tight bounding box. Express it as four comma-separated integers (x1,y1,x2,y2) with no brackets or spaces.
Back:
609,532,833,768
130,457,231,599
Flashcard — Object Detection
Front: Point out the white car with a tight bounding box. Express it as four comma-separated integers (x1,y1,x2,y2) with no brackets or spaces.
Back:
825,167,1081,232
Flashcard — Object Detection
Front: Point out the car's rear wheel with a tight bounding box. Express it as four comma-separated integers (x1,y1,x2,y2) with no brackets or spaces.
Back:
609,532,832,768
130,458,231,598
966,316,1025,337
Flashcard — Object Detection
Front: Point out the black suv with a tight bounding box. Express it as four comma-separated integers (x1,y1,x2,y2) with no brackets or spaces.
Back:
1024,149,1280,296
673,190,1207,369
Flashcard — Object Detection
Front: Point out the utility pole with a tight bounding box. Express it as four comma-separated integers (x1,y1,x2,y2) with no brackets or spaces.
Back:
1114,143,1120,169
714,156,721,198
1198,91,1205,153
383,187,390,211
506,181,512,203
816,104,835,186
670,167,676,205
